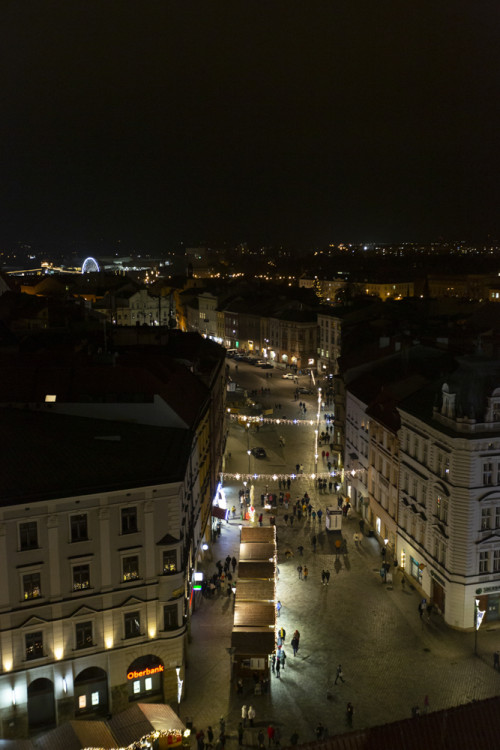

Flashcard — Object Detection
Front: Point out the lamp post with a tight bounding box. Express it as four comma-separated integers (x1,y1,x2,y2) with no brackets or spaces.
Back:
247,449,252,474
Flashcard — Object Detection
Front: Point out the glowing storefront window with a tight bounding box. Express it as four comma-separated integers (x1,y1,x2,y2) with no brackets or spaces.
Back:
79,695,86,709
91,692,99,706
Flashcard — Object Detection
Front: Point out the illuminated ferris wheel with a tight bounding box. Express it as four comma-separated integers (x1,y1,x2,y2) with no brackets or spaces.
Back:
81,256,100,273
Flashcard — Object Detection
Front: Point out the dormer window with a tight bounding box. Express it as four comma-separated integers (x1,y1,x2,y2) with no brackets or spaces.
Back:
441,383,455,418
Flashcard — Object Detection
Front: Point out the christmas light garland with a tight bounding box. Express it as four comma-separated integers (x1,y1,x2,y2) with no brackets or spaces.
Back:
82,728,186,750
221,469,357,483
228,414,315,426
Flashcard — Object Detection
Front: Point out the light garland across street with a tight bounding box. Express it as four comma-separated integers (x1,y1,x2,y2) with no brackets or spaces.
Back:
221,469,357,483
228,414,316,426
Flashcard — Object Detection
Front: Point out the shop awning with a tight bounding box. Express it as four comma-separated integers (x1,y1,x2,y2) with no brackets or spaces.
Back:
211,505,228,520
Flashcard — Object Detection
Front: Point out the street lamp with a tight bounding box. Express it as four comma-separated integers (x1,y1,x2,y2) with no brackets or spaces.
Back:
247,449,251,474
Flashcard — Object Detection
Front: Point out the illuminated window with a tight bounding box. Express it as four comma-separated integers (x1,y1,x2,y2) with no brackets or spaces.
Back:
91,691,99,706
45,394,57,403
25,631,44,660
23,572,41,600
163,550,177,574
133,681,140,694
145,677,152,691
72,564,90,592
79,695,87,709
122,555,140,582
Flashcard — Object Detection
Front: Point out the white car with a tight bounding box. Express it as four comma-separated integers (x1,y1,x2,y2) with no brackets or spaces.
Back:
282,373,295,379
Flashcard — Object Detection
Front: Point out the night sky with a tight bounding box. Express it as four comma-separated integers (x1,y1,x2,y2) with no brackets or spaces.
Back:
1,1,499,250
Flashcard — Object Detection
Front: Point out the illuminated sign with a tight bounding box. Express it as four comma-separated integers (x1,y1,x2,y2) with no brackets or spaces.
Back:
127,665,164,680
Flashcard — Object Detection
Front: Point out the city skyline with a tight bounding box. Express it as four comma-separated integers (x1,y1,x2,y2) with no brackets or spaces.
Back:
1,2,499,250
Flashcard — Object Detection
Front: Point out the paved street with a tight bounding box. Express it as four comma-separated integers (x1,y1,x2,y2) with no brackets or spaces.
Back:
180,364,500,746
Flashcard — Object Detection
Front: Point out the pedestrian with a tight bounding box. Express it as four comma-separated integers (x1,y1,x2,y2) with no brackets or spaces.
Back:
232,556,237,572
494,651,500,671
284,514,289,524
321,570,326,585
315,722,324,740
267,725,275,747
280,649,286,669
293,628,300,642
290,732,299,746
335,664,345,684
346,702,354,727
276,659,280,678
278,626,286,642
353,532,359,547
257,730,265,750
291,636,299,656
290,516,294,527
259,513,263,527
276,600,282,617
238,723,244,746
248,706,256,727
297,545,304,555
325,569,330,584
207,727,214,748
297,565,303,579
196,730,205,750
303,565,308,581
274,727,281,748
317,509,323,523
271,653,276,673
241,705,248,727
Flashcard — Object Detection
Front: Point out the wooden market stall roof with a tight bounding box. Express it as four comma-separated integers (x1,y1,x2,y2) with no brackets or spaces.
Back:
234,601,275,628
237,561,274,580
235,579,275,602
240,526,275,543
231,626,276,656
239,541,276,562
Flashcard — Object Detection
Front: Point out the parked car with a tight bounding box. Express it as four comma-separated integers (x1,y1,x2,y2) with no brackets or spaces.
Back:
251,447,267,458
298,387,313,395
282,373,295,379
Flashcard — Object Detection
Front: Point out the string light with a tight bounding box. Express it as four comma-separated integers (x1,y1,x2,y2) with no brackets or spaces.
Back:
82,728,186,750
228,414,315,427
221,469,354,483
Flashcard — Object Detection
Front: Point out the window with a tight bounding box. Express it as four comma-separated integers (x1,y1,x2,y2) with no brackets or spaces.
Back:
75,621,93,649
91,691,99,706
23,572,41,600
479,551,489,574
481,508,492,531
494,550,500,573
122,555,140,582
483,462,493,486
19,522,38,551
124,611,141,639
121,507,138,534
496,507,500,530
436,495,448,524
423,444,428,465
72,564,90,591
25,631,44,660
71,514,88,542
163,550,177,574
164,603,178,631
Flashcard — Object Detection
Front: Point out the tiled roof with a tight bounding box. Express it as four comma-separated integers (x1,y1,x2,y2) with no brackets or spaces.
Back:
0,408,192,504
285,695,500,750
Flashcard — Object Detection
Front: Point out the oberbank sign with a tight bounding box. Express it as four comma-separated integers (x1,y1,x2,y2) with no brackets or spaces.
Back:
127,665,164,680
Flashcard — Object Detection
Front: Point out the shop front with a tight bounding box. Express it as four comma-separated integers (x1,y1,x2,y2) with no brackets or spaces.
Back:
127,654,165,703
